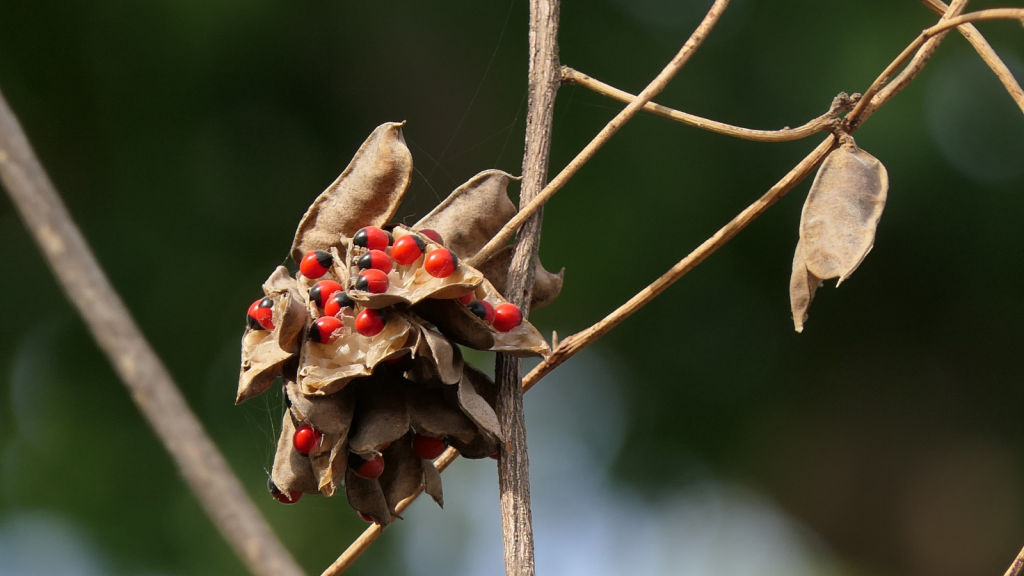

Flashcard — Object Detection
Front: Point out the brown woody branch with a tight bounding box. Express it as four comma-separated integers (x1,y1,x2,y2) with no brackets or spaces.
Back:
561,66,851,142
0,90,306,576
921,0,1024,115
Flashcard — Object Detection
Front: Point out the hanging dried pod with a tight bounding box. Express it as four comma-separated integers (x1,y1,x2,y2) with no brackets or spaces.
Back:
240,121,562,526
790,135,888,332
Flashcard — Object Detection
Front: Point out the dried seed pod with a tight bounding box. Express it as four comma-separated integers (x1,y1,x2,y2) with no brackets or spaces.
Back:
413,170,518,261
285,378,355,435
346,225,484,308
412,326,463,385
270,412,320,496
237,267,306,404
378,435,426,515
422,459,444,507
474,245,564,311
790,137,887,332
296,310,415,396
309,432,347,497
405,382,478,444
454,363,503,441
345,468,391,528
291,122,413,262
347,374,411,456
413,279,550,357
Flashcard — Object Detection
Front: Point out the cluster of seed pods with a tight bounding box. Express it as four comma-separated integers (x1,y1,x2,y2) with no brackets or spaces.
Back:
236,121,561,527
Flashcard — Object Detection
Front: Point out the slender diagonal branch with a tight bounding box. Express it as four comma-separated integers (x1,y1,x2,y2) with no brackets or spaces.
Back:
0,89,306,576
1005,544,1024,576
921,0,1024,115
561,66,852,142
467,0,732,268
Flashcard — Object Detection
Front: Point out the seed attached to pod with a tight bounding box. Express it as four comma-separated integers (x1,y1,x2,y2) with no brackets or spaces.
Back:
323,291,355,316
293,424,322,455
246,297,275,331
420,229,443,245
355,309,386,337
310,280,343,308
468,300,495,324
492,303,522,332
391,234,426,265
424,248,458,278
357,250,393,274
299,250,333,279
457,293,473,305
268,479,301,504
310,316,344,344
412,434,448,460
358,511,375,523
350,453,385,479
353,226,390,251
355,269,390,294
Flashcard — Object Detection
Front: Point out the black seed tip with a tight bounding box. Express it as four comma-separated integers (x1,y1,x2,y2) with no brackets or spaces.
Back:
314,250,333,269
258,297,274,309
246,314,264,330
385,230,394,245
267,477,279,495
357,253,373,270
355,275,369,292
309,324,323,344
467,301,487,321
449,250,459,268
333,292,355,309
310,285,323,306
353,228,369,247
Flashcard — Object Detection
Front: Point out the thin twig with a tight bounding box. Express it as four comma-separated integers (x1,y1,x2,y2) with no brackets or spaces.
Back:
921,0,1024,115
1005,543,1024,576
561,66,850,142
492,0,561,574
848,8,1024,127
466,0,732,268
0,91,306,576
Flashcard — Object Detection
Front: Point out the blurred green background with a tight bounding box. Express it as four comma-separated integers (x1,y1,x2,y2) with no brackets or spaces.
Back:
2,1,1024,575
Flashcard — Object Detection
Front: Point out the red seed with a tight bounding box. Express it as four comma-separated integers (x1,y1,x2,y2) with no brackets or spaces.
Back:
293,424,322,455
412,434,448,460
352,453,385,479
247,297,275,331
323,291,355,316
355,309,386,337
299,250,333,279
358,511,375,523
468,300,495,324
420,229,444,245
457,293,473,305
492,303,522,332
310,280,343,307
424,248,458,278
355,269,390,294
357,250,393,274
272,490,302,504
489,452,498,460
391,234,425,265
353,226,390,251
310,316,344,344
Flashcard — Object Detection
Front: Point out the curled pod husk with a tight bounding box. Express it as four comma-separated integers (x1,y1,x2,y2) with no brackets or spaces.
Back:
408,326,464,386
378,434,425,515
347,226,484,308
296,310,416,396
413,279,551,357
405,381,479,444
347,373,412,457
422,460,444,506
790,137,888,332
285,377,355,435
237,267,306,403
345,469,391,528
413,169,563,308
291,122,412,261
309,432,348,497
270,411,320,496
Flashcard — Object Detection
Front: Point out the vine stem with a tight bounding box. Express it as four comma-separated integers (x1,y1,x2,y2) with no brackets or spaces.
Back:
921,0,1024,115
466,0,732,269
0,90,306,576
492,0,561,574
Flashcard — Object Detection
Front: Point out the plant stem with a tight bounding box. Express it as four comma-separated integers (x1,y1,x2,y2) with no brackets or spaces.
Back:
493,1,560,575
0,87,306,576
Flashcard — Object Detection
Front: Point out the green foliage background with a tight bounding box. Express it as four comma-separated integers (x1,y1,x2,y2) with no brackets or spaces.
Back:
1,1,1023,575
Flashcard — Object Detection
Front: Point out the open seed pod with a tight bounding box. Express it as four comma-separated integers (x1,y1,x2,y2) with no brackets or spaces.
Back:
346,226,484,308
790,136,888,332
413,278,551,357
237,267,307,403
297,309,416,396
270,410,320,497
